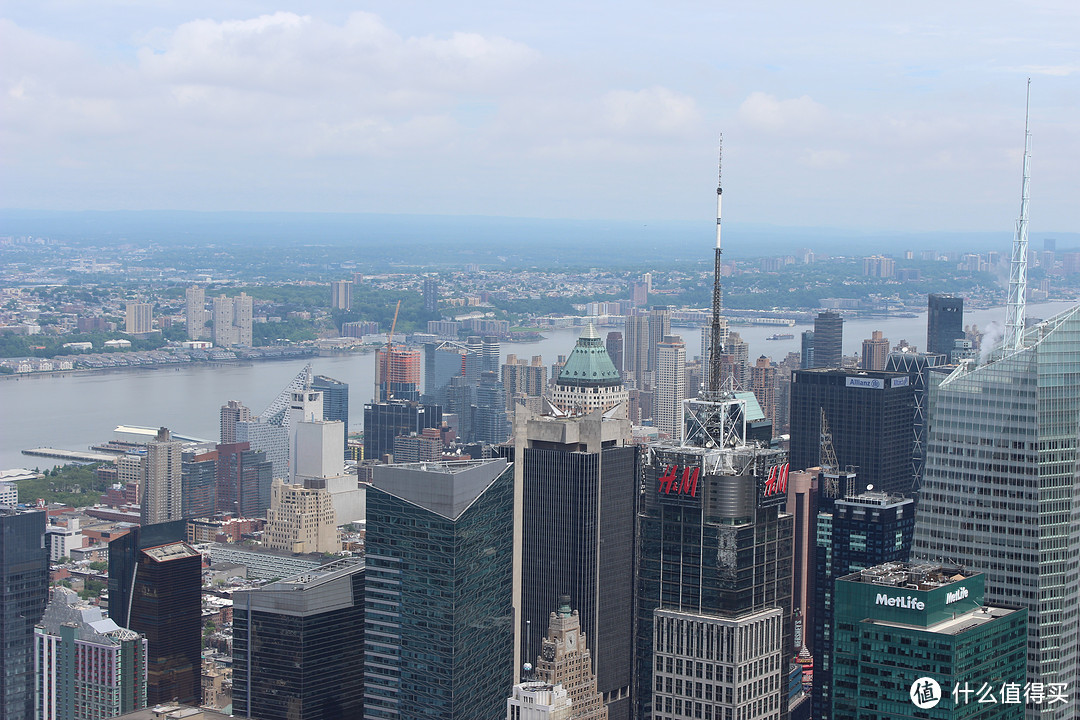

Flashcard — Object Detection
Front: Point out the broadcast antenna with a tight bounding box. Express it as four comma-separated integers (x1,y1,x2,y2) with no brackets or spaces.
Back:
1003,79,1031,354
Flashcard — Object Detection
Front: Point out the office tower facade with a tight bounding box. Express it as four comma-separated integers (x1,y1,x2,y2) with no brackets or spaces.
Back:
882,351,947,491
424,340,470,406
35,587,148,720
141,427,184,525
832,564,1027,720
637,442,793,720
549,323,629,415
724,331,750,390
475,370,509,444
654,335,686,439
606,331,623,376
647,306,673,386
813,311,843,368
220,399,252,444
212,294,236,347
263,478,339,553
789,369,917,496
108,523,201,707
800,331,815,370
216,442,273,518
912,305,1080,716
423,277,439,312
926,293,964,357
785,470,817,659
185,286,207,340
860,330,889,370
1,508,49,720
392,428,442,462
512,405,637,720
623,312,651,389
180,448,217,518
363,401,442,460
506,682,573,720
812,492,915,720
533,597,608,720
376,346,422,401
233,559,365,720
750,355,778,429
313,374,349,432
365,459,514,720
125,302,153,335
331,279,354,310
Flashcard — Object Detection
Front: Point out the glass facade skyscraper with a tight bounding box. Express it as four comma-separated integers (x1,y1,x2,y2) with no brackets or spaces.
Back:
364,459,514,720
912,305,1080,717
233,559,365,720
0,508,49,720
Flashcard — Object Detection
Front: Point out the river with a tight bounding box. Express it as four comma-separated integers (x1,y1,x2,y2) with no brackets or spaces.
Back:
3,300,1075,471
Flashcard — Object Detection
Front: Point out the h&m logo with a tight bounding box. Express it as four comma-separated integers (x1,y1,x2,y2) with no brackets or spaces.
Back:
763,463,789,497
658,465,700,498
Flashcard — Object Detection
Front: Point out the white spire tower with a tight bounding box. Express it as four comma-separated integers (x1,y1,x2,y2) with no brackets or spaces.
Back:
1003,79,1032,354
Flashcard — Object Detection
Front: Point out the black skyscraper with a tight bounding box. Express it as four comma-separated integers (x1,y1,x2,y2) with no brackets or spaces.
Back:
812,311,843,368
363,400,442,460
313,374,349,431
789,368,917,496
233,559,365,720
926,293,964,357
108,521,201,706
812,492,914,720
0,508,49,720
511,414,638,720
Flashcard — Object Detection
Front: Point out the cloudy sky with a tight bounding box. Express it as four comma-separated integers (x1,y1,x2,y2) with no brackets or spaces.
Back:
2,1,1077,232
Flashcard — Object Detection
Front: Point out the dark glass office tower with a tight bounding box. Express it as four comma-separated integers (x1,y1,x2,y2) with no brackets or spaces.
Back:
789,368,917,496
812,312,843,368
181,448,217,518
512,411,638,720
108,521,201,706
812,492,914,720
926,293,964,357
233,559,365,720
637,444,793,720
0,508,49,720
364,459,514,720
800,330,815,369
313,374,349,429
362,400,442,460
216,443,273,518
606,331,624,375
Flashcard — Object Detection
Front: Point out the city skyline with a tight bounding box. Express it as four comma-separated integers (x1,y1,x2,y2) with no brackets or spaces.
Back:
2,2,1078,234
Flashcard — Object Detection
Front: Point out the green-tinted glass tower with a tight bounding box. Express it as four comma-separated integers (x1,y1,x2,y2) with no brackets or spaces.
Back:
833,563,1027,720
364,459,514,720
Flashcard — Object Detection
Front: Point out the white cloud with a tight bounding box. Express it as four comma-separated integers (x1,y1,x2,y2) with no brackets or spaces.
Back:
601,87,701,136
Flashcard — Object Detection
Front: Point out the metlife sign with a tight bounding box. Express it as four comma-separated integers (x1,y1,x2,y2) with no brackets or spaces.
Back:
845,376,885,390
876,593,926,611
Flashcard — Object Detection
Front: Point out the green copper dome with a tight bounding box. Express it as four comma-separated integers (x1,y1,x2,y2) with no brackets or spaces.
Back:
556,323,622,388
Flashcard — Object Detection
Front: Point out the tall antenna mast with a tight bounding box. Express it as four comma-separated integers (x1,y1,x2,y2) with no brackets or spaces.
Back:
707,134,725,395
1003,79,1031,353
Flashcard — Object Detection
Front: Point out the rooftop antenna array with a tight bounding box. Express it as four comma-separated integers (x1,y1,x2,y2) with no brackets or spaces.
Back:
1003,79,1032,354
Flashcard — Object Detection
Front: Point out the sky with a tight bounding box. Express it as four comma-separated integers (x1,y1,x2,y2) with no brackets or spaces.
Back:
1,1,1078,233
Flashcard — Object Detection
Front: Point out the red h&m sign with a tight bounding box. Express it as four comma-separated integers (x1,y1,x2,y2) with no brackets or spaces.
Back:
658,465,700,498
763,463,789,497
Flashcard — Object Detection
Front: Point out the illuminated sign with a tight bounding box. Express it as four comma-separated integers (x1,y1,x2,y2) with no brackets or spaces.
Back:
945,586,969,605
846,377,884,389
763,463,789,497
875,593,926,610
658,465,700,498
891,376,910,388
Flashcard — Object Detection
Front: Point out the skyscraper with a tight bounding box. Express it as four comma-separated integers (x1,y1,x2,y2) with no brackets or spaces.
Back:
140,427,184,525
35,587,148,720
212,294,235,347
860,330,889,370
623,312,650,389
749,355,779,429
512,399,637,720
365,459,514,720
125,302,153,335
800,330,815,370
216,442,273,518
812,492,915,720
549,323,628,415
1,508,49,720
832,563,1027,720
926,293,964,357
331,279,353,311
233,292,253,346
236,419,289,482
180,448,217,518
654,335,686,439
789,369,917,496
533,597,608,720
263,478,339,553
423,277,439,313
363,400,442,461
220,399,252,444
912,305,1080,715
605,331,623,376
813,311,843,368
233,559,364,720
376,346,422,402
647,306,673,386
313,374,349,432
108,522,201,707
185,286,207,340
